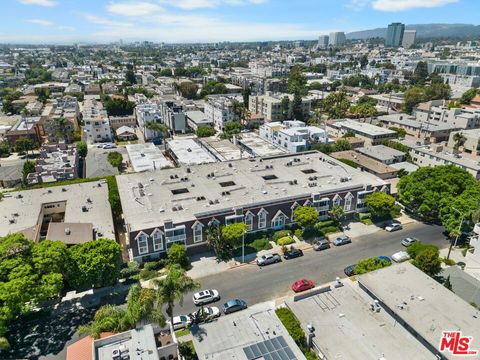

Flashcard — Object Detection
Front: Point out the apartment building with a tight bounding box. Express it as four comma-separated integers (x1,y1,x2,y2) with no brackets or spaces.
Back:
249,93,311,122
410,143,480,179
259,120,326,153
26,142,78,185
82,95,113,144
204,95,240,132
447,128,480,155
328,119,396,146
159,100,186,133
116,152,389,263
108,115,136,131
135,102,162,141
43,96,80,143
415,102,480,130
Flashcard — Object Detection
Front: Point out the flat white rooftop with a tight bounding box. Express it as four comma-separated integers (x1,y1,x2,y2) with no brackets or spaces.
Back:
339,119,397,137
358,263,480,360
126,143,172,172
236,132,288,157
166,138,217,166
116,152,388,231
287,282,436,360
0,180,115,241
199,137,252,161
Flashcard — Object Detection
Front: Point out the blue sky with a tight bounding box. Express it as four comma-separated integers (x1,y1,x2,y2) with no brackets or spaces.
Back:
1,0,477,43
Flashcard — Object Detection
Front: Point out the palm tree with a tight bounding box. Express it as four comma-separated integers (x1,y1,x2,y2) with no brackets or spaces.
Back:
153,264,200,329
78,285,164,339
145,121,168,139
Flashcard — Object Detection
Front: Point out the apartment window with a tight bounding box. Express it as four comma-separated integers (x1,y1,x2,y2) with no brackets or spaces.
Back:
245,213,254,231
344,195,353,212
153,232,163,252
333,196,341,207
137,234,149,255
258,210,267,229
271,214,285,229
193,224,203,243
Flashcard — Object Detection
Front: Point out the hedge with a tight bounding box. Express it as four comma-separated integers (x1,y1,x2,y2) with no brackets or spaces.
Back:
273,230,292,242
277,236,295,246
275,308,306,347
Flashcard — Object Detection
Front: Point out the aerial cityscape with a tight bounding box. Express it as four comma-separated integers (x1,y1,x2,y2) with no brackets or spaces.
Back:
2,0,480,359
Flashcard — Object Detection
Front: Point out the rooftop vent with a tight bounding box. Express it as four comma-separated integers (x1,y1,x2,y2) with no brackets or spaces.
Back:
65,228,71,235
82,206,88,212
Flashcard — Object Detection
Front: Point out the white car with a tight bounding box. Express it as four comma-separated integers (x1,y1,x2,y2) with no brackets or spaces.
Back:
102,143,117,149
192,289,220,305
391,251,410,263
170,315,193,330
385,222,402,232
401,237,418,247
190,306,221,322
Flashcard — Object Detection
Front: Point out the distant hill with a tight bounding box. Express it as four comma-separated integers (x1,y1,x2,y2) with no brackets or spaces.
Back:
346,24,480,40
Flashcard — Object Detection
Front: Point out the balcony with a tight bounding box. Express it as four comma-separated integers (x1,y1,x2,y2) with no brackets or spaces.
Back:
165,234,186,243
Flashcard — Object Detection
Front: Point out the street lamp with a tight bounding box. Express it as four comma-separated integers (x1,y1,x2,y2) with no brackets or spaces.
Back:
447,207,465,260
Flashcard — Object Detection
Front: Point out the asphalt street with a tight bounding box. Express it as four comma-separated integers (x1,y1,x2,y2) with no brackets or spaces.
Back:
175,222,448,316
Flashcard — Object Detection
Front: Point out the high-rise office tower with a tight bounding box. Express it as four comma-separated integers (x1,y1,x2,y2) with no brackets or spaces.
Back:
402,30,416,48
318,35,329,48
385,22,405,47
329,32,346,46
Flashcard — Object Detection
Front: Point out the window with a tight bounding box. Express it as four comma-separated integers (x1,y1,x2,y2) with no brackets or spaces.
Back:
258,210,267,229
245,213,254,231
291,203,299,222
262,174,278,181
271,214,285,229
153,232,163,251
171,188,189,195
193,224,203,243
137,234,148,255
219,181,236,187
344,195,353,211
333,196,341,207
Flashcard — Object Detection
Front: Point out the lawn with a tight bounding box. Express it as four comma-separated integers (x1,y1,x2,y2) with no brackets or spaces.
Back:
175,328,191,337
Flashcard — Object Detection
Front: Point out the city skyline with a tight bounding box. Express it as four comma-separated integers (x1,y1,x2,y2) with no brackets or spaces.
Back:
0,0,477,44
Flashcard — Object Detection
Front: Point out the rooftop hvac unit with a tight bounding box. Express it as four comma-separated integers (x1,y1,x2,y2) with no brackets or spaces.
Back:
65,228,71,235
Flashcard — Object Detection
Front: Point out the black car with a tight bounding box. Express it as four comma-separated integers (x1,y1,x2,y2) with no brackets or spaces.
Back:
283,249,304,260
344,264,356,277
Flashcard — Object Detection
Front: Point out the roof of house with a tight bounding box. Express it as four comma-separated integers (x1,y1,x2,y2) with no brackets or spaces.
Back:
330,150,399,175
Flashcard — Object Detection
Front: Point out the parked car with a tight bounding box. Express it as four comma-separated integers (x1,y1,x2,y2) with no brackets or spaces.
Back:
189,306,220,323
385,222,402,232
192,289,220,306
283,249,303,260
170,315,193,330
102,143,117,149
333,235,352,246
377,255,392,264
344,264,356,277
291,279,314,293
391,251,411,263
313,238,330,251
222,299,247,314
256,253,281,266
401,237,418,247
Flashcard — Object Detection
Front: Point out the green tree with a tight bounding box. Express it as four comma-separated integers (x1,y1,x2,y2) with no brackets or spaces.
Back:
125,69,137,84
288,65,307,95
178,81,198,99
223,122,241,139
107,151,123,169
0,141,10,158
159,68,173,77
66,238,122,291
406,242,439,260
167,243,191,270
221,223,247,248
294,206,319,229
460,88,478,104
106,176,122,219
15,137,36,154
411,61,429,85
402,86,425,114
103,96,135,116
145,121,168,139
22,160,35,183
412,248,442,277
206,224,230,260
321,89,350,119
75,141,88,158
453,132,467,150
354,257,391,275
199,81,228,98
281,96,290,120
196,126,216,138
78,285,164,339
153,265,200,330
388,126,407,139
328,205,345,224
364,192,397,219
292,92,304,121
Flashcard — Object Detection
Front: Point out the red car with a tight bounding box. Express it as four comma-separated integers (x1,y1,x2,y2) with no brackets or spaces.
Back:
291,279,314,293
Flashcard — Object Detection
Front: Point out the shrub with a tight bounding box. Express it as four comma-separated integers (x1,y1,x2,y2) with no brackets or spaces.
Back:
407,242,439,259
120,261,140,278
272,230,292,242
277,236,295,246
442,257,456,266
320,226,340,235
275,308,306,347
315,220,335,228
144,259,167,271
358,212,371,220
250,237,273,252
168,243,191,270
139,269,158,281
294,229,303,241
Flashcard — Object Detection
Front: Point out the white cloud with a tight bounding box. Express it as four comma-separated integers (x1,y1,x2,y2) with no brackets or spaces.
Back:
106,1,163,16
165,0,267,10
26,19,54,26
372,0,459,12
345,0,370,11
82,13,134,28
19,0,57,7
